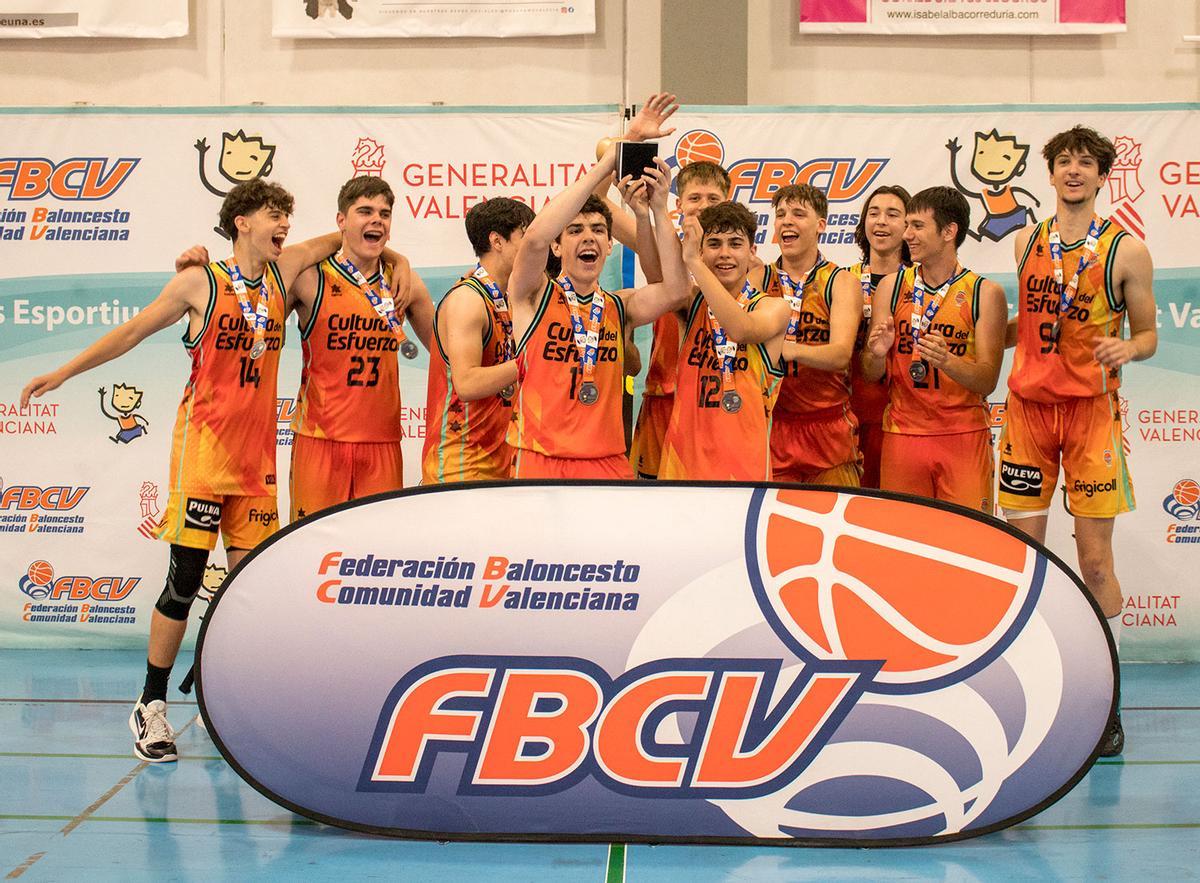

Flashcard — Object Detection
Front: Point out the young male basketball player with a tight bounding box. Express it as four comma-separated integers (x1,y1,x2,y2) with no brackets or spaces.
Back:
1000,126,1156,756
422,197,533,483
504,145,689,479
658,202,789,480
848,185,911,489
20,179,340,762
759,184,863,485
862,187,1007,513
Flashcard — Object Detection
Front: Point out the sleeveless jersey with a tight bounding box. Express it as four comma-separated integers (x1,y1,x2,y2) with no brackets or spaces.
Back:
660,291,784,481
848,261,890,425
982,187,1019,216
292,257,402,442
508,279,627,459
643,312,682,397
883,266,990,435
761,259,852,418
422,274,515,482
1010,217,1128,403
167,259,286,496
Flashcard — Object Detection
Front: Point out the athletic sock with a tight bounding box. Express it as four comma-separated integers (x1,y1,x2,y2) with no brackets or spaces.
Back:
1105,613,1122,651
141,661,172,705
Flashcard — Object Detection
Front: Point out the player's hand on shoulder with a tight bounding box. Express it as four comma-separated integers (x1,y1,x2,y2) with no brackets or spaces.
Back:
174,244,209,273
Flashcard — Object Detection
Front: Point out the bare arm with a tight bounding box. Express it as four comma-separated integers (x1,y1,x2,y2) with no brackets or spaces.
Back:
507,146,619,305
781,269,858,371
404,270,435,352
1095,236,1156,368
21,268,207,406
1006,227,1034,348
860,271,898,383
440,284,519,402
916,279,1006,395
275,232,343,286
624,162,692,328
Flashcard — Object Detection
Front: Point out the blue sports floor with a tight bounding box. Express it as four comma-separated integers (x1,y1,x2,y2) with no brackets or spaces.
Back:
1,651,1196,882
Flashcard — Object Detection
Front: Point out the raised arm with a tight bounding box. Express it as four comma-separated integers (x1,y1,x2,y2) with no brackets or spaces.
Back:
507,145,619,304
916,279,1007,395
1095,236,1156,368
275,231,343,286
21,268,207,406
781,269,859,371
861,271,899,383
439,284,519,402
624,161,692,328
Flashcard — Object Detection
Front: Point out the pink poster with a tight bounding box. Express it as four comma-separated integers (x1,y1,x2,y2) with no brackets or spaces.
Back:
799,0,1125,34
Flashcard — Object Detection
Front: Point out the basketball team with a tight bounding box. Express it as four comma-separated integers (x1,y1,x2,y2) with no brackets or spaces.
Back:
19,94,1154,764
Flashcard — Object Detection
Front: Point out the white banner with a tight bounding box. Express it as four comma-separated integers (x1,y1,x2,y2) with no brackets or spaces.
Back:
0,1,187,38
798,0,1126,35
272,0,596,38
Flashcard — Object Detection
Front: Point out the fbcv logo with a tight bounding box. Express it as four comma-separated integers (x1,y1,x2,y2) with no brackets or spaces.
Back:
0,158,140,200
18,560,140,602
1,484,89,510
1163,478,1200,521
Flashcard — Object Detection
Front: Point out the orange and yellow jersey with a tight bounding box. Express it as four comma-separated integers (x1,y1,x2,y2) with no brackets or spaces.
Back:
1010,217,1129,403
422,273,515,483
168,260,286,496
761,258,851,417
291,257,402,443
847,260,890,425
883,266,990,436
643,312,682,397
508,279,626,459
660,291,784,481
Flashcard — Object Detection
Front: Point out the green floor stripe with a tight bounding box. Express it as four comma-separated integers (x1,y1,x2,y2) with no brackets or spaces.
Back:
0,752,223,761
0,814,316,826
605,843,626,883
1094,759,1200,765
1019,822,1200,831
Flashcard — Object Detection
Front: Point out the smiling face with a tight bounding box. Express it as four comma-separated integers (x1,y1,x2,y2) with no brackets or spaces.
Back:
903,208,956,265
551,211,612,286
1050,148,1106,206
701,227,755,292
972,130,1029,186
774,197,825,261
676,180,727,220
111,384,143,414
338,194,392,266
236,204,291,261
220,131,276,184
863,192,907,260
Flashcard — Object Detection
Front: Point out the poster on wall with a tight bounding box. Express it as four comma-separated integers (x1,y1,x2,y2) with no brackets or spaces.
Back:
272,0,596,39
0,1,188,38
798,0,1126,35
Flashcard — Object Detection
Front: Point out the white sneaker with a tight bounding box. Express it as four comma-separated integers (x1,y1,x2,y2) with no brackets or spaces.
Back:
129,699,178,763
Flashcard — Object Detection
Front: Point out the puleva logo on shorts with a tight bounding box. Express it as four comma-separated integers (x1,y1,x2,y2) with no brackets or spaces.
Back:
184,498,221,533
999,461,1043,496
667,129,887,246
19,560,140,626
199,484,1114,845
0,481,89,534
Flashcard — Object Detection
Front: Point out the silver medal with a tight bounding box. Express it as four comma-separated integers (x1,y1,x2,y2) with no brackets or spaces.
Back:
250,339,267,360
909,361,927,383
578,381,599,405
721,390,743,414
400,340,419,360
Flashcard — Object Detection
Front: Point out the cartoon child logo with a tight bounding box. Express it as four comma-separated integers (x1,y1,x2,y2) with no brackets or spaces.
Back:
99,384,149,444
195,130,278,237
305,0,354,19
200,564,229,603
947,130,1041,242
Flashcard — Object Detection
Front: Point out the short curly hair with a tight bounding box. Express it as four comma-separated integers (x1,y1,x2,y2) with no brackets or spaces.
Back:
218,178,295,242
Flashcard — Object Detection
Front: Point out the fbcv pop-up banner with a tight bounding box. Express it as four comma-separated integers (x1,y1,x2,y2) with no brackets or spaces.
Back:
197,483,1115,845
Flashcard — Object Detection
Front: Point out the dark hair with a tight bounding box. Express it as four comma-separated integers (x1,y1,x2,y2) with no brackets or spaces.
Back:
677,161,731,198
907,186,971,248
218,178,294,242
555,194,613,243
337,176,394,214
854,185,912,264
1042,126,1117,176
771,183,828,219
465,197,536,257
698,202,757,242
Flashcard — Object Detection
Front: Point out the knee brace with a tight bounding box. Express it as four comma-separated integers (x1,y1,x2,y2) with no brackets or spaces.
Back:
155,544,210,621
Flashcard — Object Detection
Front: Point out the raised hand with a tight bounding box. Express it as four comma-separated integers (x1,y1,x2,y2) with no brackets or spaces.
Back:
626,92,680,142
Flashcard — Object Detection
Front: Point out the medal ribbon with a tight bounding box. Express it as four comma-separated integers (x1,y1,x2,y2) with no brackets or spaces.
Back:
1048,215,1103,335
473,264,514,362
909,268,962,368
335,251,412,348
706,282,755,397
778,258,825,342
227,260,270,355
860,262,908,318
558,275,606,391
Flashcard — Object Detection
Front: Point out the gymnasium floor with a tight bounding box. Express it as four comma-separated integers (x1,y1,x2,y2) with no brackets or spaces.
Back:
1,651,1196,881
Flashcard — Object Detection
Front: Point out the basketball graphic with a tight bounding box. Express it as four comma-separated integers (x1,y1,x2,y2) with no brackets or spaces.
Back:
749,489,1039,690
674,129,724,168
1174,478,1200,507
19,560,55,600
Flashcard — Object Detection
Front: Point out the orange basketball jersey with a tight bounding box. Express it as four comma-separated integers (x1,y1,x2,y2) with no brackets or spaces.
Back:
761,259,852,417
848,260,890,425
167,259,285,496
1010,217,1129,403
508,279,627,459
292,257,403,442
643,311,682,397
883,266,990,436
659,291,784,481
422,273,515,482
